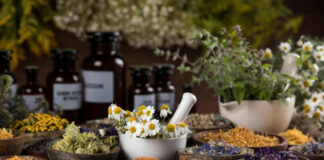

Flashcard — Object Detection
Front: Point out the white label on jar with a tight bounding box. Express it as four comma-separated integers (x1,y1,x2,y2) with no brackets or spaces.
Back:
53,83,82,110
11,84,18,97
82,70,114,103
157,92,175,112
22,94,45,112
134,94,155,110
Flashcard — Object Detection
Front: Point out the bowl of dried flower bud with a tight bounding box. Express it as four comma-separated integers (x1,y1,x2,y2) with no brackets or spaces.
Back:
289,141,324,160
193,127,288,151
0,128,25,156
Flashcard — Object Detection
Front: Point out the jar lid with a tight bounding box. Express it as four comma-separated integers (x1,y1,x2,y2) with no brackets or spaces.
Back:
51,48,77,60
129,65,152,77
25,65,39,73
153,64,174,75
86,32,120,42
0,50,12,61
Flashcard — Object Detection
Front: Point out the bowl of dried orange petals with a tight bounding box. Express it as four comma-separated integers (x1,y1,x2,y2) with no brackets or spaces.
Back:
0,128,25,156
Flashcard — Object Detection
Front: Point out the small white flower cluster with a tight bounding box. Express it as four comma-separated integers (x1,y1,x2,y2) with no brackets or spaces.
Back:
54,0,198,48
277,38,324,122
107,104,190,139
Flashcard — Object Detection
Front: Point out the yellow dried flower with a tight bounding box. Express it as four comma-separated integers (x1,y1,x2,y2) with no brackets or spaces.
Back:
279,128,312,145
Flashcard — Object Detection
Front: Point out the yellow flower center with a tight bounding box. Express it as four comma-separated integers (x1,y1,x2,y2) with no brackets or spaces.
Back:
148,123,156,130
138,105,147,111
145,110,151,117
317,54,322,60
320,49,324,52
319,106,323,111
304,104,310,113
283,46,288,50
303,81,311,87
142,120,147,124
304,45,310,51
129,126,137,133
161,104,169,110
114,107,122,114
124,110,131,117
322,95,324,100
312,97,318,103
108,108,112,115
177,122,187,128
265,52,272,59
128,117,136,122
141,128,145,134
314,112,321,119
136,110,143,117
166,124,176,132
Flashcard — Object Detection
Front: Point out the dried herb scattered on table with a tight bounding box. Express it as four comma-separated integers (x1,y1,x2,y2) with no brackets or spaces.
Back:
80,124,117,137
201,127,279,147
245,148,298,160
279,128,313,145
53,122,117,154
290,141,324,156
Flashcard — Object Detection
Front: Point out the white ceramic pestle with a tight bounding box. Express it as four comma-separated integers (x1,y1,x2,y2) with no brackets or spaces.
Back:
169,92,197,124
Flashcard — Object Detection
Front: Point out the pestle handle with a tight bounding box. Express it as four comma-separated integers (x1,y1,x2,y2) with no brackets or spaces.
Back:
169,92,197,124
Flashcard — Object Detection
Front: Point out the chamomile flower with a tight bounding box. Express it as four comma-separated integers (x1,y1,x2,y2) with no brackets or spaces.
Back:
314,52,324,61
303,100,315,118
302,41,313,52
136,105,147,117
123,110,132,118
127,116,137,122
316,45,324,52
144,119,160,136
297,40,303,47
302,79,315,88
111,105,123,121
141,106,155,121
264,48,273,59
176,122,191,136
279,42,291,53
164,123,178,138
126,121,141,138
313,108,323,121
310,64,319,75
138,123,147,138
320,93,324,101
160,104,172,118
310,93,321,105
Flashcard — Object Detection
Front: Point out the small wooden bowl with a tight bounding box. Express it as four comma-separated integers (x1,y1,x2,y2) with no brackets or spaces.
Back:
0,130,25,156
289,146,324,160
23,140,51,159
193,130,288,151
24,130,64,144
0,155,46,160
47,139,120,160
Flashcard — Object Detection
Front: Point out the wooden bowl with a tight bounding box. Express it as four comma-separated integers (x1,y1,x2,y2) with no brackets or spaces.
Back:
0,155,46,160
47,139,120,160
23,139,52,159
289,146,324,160
0,130,25,156
192,130,288,151
188,115,234,133
24,130,64,144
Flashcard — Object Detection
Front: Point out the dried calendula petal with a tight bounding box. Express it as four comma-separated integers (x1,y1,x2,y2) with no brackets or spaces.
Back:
0,128,14,140
279,128,312,145
201,127,279,147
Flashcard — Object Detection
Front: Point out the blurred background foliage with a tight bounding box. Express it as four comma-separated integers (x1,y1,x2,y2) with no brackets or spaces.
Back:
0,0,302,69
0,0,57,70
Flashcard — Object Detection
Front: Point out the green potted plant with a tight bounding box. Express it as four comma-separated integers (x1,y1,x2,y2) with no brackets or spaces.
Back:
154,26,299,133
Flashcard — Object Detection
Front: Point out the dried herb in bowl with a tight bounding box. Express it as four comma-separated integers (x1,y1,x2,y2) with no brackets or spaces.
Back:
245,148,298,160
185,113,232,130
290,141,324,156
279,128,312,145
0,128,14,140
80,124,117,137
201,127,279,147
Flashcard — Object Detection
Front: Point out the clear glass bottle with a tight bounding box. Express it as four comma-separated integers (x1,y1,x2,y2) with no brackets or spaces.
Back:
18,66,46,112
128,66,155,111
46,49,82,122
0,50,18,97
154,64,176,112
82,32,126,120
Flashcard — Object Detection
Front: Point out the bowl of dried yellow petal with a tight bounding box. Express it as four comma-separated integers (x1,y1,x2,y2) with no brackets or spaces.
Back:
0,129,25,156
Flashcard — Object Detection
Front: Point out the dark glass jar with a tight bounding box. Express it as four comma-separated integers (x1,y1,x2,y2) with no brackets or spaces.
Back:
18,66,46,112
154,64,176,112
183,84,197,113
46,49,82,122
0,50,18,97
82,32,126,120
128,66,155,111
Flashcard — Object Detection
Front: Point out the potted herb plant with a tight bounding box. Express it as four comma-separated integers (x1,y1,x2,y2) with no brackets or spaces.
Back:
154,26,299,133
